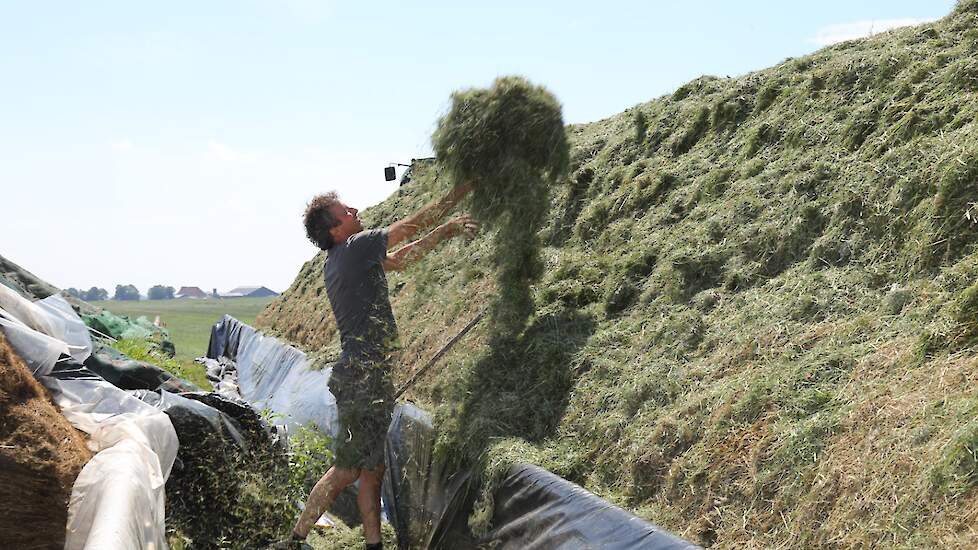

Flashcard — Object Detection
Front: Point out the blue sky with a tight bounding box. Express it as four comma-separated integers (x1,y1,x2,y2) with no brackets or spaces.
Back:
0,1,956,295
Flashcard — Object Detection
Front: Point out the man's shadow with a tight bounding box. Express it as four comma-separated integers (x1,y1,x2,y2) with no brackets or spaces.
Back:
446,306,597,468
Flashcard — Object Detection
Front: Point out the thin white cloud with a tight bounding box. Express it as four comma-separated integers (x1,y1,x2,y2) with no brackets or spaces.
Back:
110,139,134,151
811,18,936,46
207,139,249,162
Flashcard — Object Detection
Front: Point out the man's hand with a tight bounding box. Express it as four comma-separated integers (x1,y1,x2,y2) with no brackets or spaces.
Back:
384,214,480,272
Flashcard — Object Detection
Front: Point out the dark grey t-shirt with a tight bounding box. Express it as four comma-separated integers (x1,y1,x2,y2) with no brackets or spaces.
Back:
324,228,397,363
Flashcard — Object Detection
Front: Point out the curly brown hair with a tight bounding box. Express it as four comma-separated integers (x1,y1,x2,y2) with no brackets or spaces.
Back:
303,192,342,250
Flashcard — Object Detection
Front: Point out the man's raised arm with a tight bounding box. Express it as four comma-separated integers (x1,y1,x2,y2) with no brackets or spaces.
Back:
383,215,478,272
386,182,474,249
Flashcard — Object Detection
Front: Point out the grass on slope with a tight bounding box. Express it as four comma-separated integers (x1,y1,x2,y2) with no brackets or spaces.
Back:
260,2,978,548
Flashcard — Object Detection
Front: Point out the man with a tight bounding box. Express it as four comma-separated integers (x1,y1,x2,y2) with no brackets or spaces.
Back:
277,182,476,550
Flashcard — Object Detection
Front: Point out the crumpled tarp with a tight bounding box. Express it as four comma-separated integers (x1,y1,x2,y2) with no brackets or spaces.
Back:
82,309,165,341
45,366,179,550
0,311,69,376
207,315,338,436
84,341,198,393
0,285,92,369
197,355,243,399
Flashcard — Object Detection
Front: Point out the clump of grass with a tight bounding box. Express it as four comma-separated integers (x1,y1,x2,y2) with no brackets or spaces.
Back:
754,77,783,113
602,278,639,315
433,76,570,337
670,104,711,156
432,75,569,223
951,280,978,340
633,109,649,143
162,407,293,549
842,100,882,150
745,122,781,157
930,419,978,496
919,147,978,270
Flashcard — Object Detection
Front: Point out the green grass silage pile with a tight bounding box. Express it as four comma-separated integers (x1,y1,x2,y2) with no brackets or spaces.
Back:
260,2,978,547
433,76,569,336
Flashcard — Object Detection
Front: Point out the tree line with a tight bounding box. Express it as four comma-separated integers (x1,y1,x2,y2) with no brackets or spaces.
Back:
65,285,176,301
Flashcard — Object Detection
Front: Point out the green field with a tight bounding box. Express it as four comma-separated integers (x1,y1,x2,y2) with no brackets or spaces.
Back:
91,297,274,362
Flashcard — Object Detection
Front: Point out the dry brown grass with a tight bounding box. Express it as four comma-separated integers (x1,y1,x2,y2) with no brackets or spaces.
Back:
0,332,91,550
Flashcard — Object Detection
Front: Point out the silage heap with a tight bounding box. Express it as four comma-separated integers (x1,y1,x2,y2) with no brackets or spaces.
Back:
259,3,978,547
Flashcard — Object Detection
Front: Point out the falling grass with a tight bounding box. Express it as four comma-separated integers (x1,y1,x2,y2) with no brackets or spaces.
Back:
433,75,570,339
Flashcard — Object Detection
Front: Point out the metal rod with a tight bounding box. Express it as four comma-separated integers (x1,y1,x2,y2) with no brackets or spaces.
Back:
394,308,487,400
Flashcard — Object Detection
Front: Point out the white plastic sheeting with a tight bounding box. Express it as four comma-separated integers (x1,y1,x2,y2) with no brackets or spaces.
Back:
37,293,93,363
0,286,92,363
0,311,67,376
45,377,178,478
0,289,176,550
49,377,178,550
0,283,60,336
212,316,338,437
65,439,170,550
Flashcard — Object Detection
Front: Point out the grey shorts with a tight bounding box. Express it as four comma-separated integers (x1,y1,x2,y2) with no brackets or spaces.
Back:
328,361,395,470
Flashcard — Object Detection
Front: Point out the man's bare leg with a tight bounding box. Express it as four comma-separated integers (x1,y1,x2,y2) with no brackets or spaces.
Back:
293,466,360,538
356,464,385,545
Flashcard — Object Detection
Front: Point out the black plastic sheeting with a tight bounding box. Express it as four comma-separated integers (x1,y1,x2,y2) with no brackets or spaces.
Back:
47,358,105,382
207,315,244,361
209,316,701,550
84,342,198,393
382,406,700,550
383,405,477,549
485,464,700,549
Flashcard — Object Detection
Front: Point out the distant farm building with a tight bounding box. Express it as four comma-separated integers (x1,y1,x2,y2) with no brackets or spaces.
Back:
175,286,208,299
220,286,279,298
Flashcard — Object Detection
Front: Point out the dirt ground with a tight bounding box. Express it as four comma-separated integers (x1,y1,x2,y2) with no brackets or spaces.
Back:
0,332,91,550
